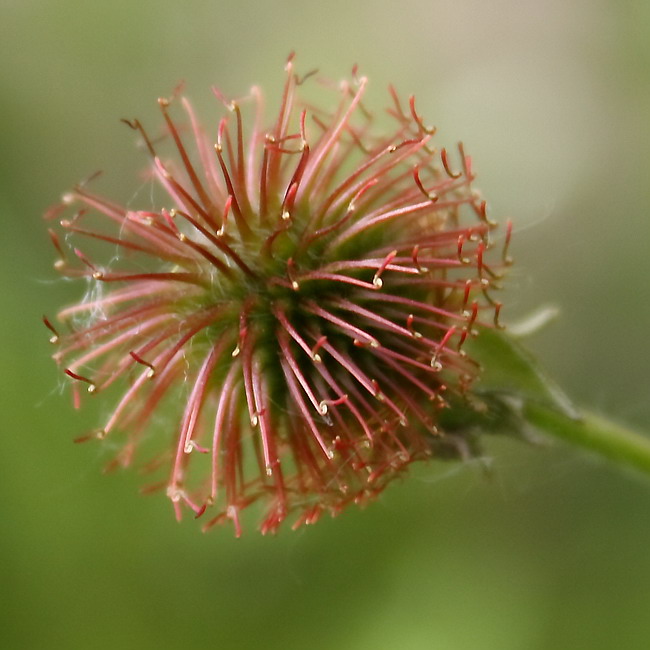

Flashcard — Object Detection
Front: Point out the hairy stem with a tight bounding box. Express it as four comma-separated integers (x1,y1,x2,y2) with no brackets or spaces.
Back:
524,402,650,477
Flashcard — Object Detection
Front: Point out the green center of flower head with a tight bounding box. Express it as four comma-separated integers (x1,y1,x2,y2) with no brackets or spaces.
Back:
46,55,511,535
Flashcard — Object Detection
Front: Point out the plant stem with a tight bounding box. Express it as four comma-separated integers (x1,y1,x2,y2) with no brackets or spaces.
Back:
524,402,650,477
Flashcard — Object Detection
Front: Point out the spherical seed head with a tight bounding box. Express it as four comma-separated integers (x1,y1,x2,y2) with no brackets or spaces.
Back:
45,59,510,535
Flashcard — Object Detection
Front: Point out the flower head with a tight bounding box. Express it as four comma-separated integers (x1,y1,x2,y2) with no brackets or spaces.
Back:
45,56,511,535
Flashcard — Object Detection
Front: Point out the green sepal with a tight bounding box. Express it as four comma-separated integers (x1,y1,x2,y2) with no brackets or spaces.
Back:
465,327,577,419
442,328,650,478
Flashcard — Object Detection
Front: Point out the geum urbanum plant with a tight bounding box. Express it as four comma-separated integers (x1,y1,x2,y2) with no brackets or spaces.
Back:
44,56,650,535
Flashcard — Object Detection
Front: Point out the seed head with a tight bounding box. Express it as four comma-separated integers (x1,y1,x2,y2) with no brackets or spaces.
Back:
45,57,511,535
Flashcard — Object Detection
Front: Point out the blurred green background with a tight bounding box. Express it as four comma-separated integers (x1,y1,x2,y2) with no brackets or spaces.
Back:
2,1,650,648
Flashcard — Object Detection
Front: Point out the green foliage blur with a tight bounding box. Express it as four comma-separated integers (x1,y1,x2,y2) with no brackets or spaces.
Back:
2,1,649,648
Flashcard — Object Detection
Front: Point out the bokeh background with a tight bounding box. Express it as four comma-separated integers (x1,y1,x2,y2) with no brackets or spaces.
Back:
2,1,650,648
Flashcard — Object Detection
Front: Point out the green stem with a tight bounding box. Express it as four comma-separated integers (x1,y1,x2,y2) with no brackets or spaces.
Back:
524,402,650,477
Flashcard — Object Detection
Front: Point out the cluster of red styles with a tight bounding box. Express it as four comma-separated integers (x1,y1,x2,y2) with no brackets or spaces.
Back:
44,56,512,535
